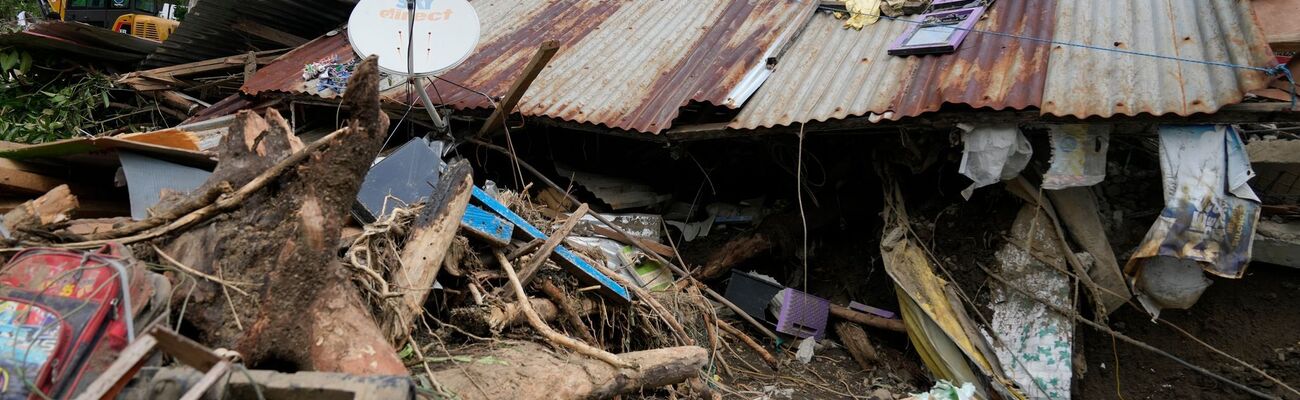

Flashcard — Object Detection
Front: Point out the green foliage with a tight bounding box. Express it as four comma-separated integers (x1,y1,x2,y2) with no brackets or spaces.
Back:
0,47,115,144
0,0,39,22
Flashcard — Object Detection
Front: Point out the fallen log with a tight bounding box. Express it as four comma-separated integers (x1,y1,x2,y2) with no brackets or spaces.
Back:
2,184,77,242
829,304,907,333
386,160,473,343
158,57,404,375
430,341,706,400
834,322,879,371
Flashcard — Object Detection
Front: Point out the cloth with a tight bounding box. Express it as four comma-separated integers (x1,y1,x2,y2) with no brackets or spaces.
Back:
842,0,883,29
957,123,1032,199
1042,125,1110,189
1126,125,1261,282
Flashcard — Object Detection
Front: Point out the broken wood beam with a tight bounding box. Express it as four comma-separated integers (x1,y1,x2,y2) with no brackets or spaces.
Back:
468,138,778,342
2,185,77,242
429,341,706,400
829,304,907,333
386,160,473,343
517,203,589,287
695,209,835,281
834,322,879,371
476,41,559,138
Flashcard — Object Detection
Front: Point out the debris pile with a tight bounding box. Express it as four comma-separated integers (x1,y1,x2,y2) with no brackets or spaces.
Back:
2,1,1300,399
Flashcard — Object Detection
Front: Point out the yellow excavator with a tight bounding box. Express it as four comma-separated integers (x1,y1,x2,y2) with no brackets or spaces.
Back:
35,0,179,42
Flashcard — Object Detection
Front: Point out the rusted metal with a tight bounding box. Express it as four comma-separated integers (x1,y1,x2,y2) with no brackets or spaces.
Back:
241,0,816,134
890,0,1056,118
1041,0,1276,119
241,32,353,97
241,0,1279,136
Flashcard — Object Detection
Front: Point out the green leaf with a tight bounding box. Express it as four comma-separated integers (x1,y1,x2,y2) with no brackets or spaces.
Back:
18,52,30,74
101,92,110,108
398,343,415,359
0,52,16,71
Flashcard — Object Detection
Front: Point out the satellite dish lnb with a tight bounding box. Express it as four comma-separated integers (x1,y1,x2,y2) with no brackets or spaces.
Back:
348,0,481,76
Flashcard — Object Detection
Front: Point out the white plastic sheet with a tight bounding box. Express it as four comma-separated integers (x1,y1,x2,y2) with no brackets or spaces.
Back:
957,124,1031,199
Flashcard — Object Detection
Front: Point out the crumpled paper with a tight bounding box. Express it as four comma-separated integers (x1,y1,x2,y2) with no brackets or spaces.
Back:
957,123,1032,199
911,380,976,400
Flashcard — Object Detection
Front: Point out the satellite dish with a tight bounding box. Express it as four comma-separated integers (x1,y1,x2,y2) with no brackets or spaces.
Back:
348,0,481,76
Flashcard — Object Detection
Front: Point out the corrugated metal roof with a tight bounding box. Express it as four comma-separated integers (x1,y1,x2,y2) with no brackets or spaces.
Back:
728,12,917,129
0,21,159,63
407,0,817,133
1041,0,1277,118
143,0,355,68
241,0,817,134
241,0,1278,135
890,0,1056,118
241,32,354,97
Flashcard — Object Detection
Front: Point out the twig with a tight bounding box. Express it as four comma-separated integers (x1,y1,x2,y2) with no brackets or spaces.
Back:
717,320,778,371
470,138,778,342
517,203,589,286
538,279,599,345
152,245,252,296
58,127,350,249
495,250,637,369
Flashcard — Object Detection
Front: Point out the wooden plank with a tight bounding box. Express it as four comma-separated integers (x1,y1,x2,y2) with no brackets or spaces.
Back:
461,204,514,247
516,203,588,287
234,18,309,47
477,41,560,137
72,335,159,400
0,166,69,195
471,187,630,302
592,225,674,258
179,361,231,400
150,326,222,371
389,161,474,341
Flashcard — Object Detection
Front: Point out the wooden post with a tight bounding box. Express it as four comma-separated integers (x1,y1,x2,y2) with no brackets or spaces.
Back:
476,41,560,138
387,160,473,342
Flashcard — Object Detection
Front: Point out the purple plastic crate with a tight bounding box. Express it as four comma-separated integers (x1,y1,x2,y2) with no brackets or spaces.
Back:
775,288,830,339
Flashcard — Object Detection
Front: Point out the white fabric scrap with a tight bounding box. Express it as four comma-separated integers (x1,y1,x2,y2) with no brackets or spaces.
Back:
911,380,977,400
957,123,1032,199
1042,125,1110,189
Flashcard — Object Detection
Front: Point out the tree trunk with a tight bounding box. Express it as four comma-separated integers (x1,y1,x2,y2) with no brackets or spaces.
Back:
834,322,879,371
161,57,404,375
429,342,706,400
2,184,77,243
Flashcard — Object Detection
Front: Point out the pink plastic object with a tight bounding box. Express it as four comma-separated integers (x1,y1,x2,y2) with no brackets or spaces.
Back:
775,288,830,339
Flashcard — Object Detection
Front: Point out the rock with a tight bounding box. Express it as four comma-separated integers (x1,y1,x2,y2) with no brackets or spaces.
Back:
871,388,893,400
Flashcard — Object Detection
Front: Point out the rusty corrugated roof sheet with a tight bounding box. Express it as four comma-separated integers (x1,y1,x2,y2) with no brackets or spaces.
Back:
241,0,816,134
890,0,1057,118
732,0,1275,130
244,0,1279,135
1040,0,1277,118
242,32,354,97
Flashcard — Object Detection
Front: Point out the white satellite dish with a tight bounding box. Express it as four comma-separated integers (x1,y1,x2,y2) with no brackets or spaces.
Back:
348,0,481,76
